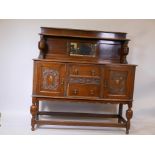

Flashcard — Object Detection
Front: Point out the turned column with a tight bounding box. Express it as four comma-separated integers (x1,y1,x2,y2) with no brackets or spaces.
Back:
36,101,39,120
118,104,123,123
30,98,38,131
126,102,133,134
120,41,129,64
38,35,47,59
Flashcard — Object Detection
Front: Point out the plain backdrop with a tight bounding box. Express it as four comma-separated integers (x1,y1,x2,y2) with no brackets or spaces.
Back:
0,19,155,134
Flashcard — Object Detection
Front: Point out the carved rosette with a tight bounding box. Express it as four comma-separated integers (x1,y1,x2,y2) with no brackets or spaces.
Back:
42,68,59,90
121,41,129,64
109,71,127,95
38,35,47,58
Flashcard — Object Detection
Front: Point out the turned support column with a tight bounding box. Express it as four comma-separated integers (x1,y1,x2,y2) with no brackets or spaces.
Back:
30,98,38,131
38,35,47,59
36,101,39,120
120,41,129,64
118,104,123,123
126,102,133,134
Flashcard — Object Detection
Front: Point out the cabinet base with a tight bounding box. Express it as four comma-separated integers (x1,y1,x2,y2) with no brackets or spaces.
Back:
31,111,129,134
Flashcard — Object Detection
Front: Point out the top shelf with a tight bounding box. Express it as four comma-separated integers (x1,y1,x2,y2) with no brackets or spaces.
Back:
40,27,130,41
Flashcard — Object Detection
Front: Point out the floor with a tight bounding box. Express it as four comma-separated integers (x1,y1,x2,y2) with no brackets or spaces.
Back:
0,111,155,135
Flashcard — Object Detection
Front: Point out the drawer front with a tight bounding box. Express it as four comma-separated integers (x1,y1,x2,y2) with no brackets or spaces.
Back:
67,84,100,98
69,64,100,77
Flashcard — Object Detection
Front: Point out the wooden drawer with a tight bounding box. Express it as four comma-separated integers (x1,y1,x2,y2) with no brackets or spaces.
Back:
69,64,100,77
67,84,100,97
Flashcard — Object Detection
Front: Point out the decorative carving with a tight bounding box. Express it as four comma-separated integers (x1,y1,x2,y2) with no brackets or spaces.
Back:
38,35,47,58
120,41,129,64
109,71,128,95
69,77,100,85
69,42,96,57
42,68,59,90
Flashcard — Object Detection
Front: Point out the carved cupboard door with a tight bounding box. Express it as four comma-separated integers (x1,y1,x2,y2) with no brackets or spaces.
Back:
103,65,136,99
37,61,66,96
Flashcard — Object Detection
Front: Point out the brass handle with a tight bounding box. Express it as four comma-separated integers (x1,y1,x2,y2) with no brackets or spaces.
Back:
73,89,79,95
104,80,108,88
90,90,95,95
74,69,79,75
91,70,96,76
61,78,64,85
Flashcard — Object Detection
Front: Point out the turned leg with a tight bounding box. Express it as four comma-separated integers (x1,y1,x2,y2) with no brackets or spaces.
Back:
30,98,37,131
126,102,133,134
118,103,123,123
36,101,39,120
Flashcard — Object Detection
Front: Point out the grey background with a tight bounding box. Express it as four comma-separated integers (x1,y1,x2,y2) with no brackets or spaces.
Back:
0,19,155,134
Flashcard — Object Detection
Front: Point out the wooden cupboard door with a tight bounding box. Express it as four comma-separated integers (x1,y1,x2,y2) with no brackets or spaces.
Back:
37,62,66,96
103,65,136,99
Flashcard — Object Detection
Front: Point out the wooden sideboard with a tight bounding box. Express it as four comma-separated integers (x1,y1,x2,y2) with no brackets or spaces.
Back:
30,27,136,134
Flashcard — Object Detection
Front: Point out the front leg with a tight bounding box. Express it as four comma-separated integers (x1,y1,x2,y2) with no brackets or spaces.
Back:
126,102,133,134
30,98,38,131
118,103,123,123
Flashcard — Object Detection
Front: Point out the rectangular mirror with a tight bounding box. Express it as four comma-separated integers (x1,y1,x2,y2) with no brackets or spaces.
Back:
69,42,97,57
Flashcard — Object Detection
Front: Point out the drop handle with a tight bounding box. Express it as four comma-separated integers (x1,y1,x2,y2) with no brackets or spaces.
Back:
90,90,95,95
104,80,108,88
73,89,79,95
74,69,79,75
91,70,96,76
61,78,64,85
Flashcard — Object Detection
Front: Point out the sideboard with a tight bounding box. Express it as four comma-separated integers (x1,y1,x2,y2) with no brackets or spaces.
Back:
30,27,136,134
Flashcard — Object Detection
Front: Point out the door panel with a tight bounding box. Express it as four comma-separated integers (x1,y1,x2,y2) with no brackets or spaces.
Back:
103,65,135,99
37,62,66,96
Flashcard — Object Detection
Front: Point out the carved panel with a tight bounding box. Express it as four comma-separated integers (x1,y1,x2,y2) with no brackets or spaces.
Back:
109,71,128,95
69,77,100,85
42,68,59,90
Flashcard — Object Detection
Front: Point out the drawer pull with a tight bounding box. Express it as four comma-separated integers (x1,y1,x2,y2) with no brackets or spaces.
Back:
104,80,108,88
91,70,96,76
74,69,79,75
73,89,79,95
61,78,64,85
90,90,95,95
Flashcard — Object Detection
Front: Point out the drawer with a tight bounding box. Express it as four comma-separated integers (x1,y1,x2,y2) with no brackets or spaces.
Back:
67,84,100,97
69,64,100,77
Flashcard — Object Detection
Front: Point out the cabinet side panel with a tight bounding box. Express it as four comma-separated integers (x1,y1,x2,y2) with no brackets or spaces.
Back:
32,61,38,95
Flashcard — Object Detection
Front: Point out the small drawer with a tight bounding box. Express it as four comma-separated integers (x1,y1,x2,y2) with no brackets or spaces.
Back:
67,84,100,97
69,64,100,77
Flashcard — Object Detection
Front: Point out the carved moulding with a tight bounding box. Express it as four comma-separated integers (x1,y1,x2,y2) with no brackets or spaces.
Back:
69,77,100,85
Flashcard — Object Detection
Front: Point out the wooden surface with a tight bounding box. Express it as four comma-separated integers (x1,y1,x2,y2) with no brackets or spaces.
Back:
31,27,136,134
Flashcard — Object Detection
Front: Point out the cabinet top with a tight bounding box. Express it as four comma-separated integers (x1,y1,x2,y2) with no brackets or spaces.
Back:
40,27,129,41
